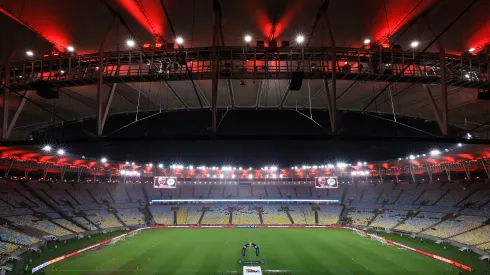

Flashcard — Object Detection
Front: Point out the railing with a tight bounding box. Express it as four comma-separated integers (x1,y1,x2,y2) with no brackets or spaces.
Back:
6,46,489,91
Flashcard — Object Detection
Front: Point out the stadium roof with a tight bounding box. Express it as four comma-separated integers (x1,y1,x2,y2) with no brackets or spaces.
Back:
0,0,489,140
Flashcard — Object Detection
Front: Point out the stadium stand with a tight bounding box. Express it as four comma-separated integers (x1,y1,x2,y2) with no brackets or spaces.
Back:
233,206,260,224
116,208,145,226
85,210,123,229
317,205,343,225
148,205,174,225
201,205,230,224
394,189,423,207
209,186,225,198
0,241,21,254
370,210,407,228
194,186,211,198
6,215,72,236
251,185,266,198
0,226,38,245
346,208,376,226
53,219,84,233
394,212,445,233
288,205,307,224
72,217,98,230
451,224,490,246
261,205,291,224
304,207,317,224
176,205,202,224
424,215,487,238
238,186,252,198
295,187,311,198
265,186,281,198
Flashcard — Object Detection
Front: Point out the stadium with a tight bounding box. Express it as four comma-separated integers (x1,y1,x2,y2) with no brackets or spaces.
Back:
1,0,490,274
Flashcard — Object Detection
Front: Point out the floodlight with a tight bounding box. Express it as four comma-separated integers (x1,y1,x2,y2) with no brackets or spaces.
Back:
430,149,441,156
468,48,475,53
409,155,415,160
158,164,163,168
457,143,462,147
244,35,252,43
410,41,419,48
101,157,107,163
26,51,34,56
364,39,371,45
42,145,52,152
176,37,184,45
67,46,75,52
57,149,65,155
126,40,135,47
296,35,305,44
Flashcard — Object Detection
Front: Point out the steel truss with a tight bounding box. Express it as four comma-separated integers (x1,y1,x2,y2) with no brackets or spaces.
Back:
6,47,489,91
0,157,113,180
377,158,490,181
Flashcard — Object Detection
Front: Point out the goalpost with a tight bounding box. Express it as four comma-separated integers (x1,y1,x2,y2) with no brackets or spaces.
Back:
352,228,391,246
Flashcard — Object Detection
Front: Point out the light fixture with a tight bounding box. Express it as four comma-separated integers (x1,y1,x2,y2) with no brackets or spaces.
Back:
430,149,441,156
466,133,472,140
26,51,34,56
363,39,371,45
132,162,135,165
42,145,52,152
468,48,475,53
457,143,462,147
67,46,75,52
158,163,163,168
410,41,419,48
60,70,65,74
176,37,184,45
57,149,65,155
126,40,135,47
101,157,107,163
296,35,305,44
409,155,415,160
125,161,129,165
249,174,253,179
464,74,470,79
149,163,153,167
244,35,252,43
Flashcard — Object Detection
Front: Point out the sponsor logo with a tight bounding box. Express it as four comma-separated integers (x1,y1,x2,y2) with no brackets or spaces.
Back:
245,269,260,273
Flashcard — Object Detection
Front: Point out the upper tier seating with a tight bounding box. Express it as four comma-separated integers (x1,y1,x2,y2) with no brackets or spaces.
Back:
84,210,123,229
452,224,490,246
288,205,307,224
0,242,21,254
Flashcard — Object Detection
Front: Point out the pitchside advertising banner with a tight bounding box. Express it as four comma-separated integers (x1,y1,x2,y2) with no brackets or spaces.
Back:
153,177,177,188
243,266,262,275
314,176,338,188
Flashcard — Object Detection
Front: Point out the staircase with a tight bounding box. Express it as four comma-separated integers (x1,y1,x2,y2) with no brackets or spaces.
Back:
229,210,233,225
140,207,156,225
49,219,77,234
111,210,127,227
392,190,404,205
431,189,451,206
21,182,89,231
393,211,418,229
419,213,455,234
367,210,380,226
314,210,319,225
173,211,177,225
375,189,384,204
413,189,426,205
454,190,478,207
285,210,294,224
40,189,60,206
87,190,100,204
106,190,116,204
83,216,101,230
65,190,81,205
198,209,207,224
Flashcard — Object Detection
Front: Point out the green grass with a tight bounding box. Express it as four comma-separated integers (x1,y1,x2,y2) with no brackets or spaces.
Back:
32,228,490,275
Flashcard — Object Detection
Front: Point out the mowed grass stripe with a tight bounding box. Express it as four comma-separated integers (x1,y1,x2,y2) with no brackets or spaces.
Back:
46,228,464,275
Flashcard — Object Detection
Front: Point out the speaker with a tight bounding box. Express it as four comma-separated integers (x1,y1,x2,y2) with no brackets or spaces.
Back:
30,81,59,99
289,71,304,91
477,91,490,100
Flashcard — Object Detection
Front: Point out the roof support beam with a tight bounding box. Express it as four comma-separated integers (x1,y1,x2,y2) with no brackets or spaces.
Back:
96,16,117,137
361,0,478,113
99,83,117,136
322,3,337,134
423,84,445,135
6,90,31,139
211,0,223,134
2,50,15,140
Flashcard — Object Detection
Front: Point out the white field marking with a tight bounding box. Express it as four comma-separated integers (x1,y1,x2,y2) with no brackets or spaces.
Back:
351,257,369,270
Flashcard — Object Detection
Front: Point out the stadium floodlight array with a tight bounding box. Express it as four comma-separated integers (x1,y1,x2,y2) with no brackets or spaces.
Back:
151,198,340,203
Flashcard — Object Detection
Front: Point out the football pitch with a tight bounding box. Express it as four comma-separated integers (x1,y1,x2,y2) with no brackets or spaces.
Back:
41,228,480,275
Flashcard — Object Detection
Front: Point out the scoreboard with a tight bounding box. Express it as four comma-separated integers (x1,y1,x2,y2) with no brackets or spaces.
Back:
153,177,178,188
314,176,338,188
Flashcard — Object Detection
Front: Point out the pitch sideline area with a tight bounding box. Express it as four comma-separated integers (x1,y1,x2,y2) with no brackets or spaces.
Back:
30,226,481,275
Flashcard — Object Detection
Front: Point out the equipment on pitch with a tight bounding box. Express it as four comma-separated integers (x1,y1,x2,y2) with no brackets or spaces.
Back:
153,177,178,188
242,242,259,257
314,177,338,188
